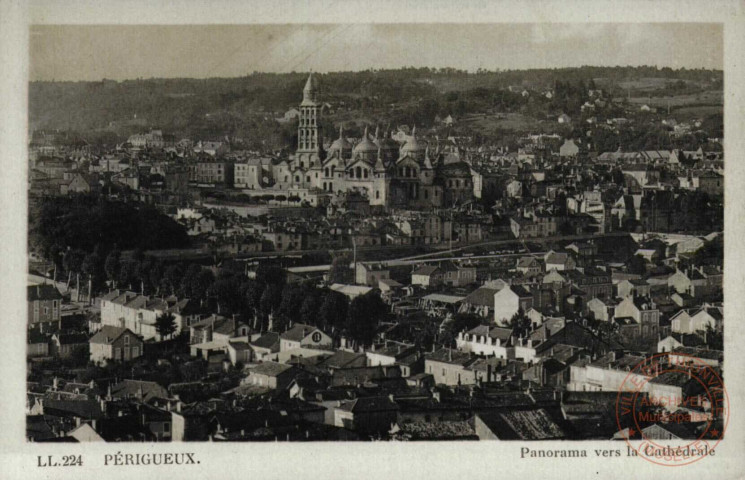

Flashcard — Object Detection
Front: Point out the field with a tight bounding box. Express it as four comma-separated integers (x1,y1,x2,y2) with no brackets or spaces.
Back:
613,77,709,91
619,90,722,108
460,112,551,134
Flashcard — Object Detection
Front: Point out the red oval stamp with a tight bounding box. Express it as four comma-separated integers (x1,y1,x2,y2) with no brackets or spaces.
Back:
614,352,728,467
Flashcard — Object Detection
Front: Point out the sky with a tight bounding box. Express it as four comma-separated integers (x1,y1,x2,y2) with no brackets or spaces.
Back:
29,23,723,82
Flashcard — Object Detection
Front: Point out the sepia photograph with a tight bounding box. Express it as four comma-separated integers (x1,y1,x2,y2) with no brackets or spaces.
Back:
22,22,727,447
2,1,744,478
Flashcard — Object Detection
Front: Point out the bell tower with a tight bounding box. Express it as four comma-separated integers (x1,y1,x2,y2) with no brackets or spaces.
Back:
296,72,323,167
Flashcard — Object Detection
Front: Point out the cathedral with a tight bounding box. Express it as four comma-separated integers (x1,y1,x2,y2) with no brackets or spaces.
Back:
280,73,472,209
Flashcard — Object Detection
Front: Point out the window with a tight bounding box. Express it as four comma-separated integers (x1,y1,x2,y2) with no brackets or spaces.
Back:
124,335,129,346
132,346,139,357
163,422,170,433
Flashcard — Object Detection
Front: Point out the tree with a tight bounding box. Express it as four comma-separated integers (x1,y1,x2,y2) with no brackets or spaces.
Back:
81,252,105,295
441,313,483,348
299,292,322,327
277,284,307,326
509,309,531,339
319,290,349,335
155,312,177,340
104,249,121,286
346,291,386,348
63,249,86,277
259,283,283,327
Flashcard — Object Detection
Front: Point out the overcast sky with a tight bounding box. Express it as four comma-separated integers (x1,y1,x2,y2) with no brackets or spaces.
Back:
29,23,723,82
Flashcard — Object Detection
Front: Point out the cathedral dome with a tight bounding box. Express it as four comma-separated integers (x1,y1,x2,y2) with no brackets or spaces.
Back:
401,127,426,154
328,126,352,154
353,126,378,155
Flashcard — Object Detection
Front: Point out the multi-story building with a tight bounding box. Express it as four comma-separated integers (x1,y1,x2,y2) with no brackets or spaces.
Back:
89,326,144,364
189,160,234,186
99,290,198,341
27,285,63,332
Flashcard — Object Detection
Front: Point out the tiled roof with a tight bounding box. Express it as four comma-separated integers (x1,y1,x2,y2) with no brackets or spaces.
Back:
426,348,475,366
338,395,398,413
412,266,440,276
251,332,280,350
463,287,500,307
250,361,295,377
280,323,319,342
27,284,63,301
89,326,133,345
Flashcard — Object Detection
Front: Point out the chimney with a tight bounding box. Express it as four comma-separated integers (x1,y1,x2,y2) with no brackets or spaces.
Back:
176,402,181,413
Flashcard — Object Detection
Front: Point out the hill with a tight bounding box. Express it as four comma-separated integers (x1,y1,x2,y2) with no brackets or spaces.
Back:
29,66,722,148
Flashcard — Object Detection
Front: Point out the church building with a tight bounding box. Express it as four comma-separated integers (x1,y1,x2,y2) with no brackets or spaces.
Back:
276,73,473,209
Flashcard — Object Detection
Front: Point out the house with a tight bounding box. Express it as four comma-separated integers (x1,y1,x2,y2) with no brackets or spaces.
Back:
378,278,403,296
411,266,443,288
28,284,63,332
671,306,722,334
587,297,612,322
667,269,709,298
99,290,198,341
493,285,533,326
250,332,280,361
366,343,417,367
51,333,89,359
544,251,576,271
456,325,512,358
226,340,253,366
613,296,660,341
616,279,650,298
279,323,333,352
458,286,501,318
656,333,706,354
441,262,477,287
244,362,300,390
89,326,143,364
189,316,253,358
355,262,390,287
515,256,541,276
334,396,399,434
424,348,478,386
27,329,50,358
